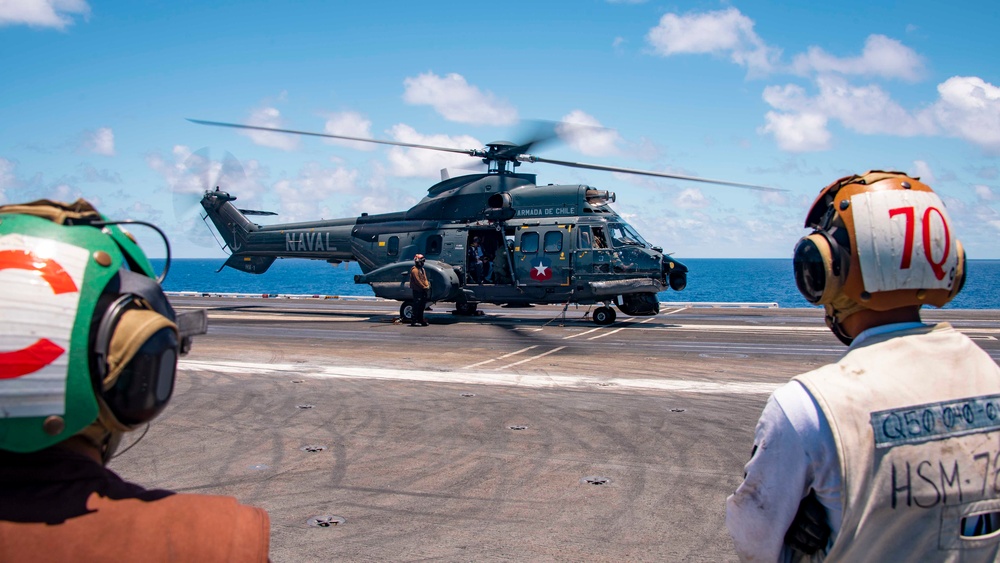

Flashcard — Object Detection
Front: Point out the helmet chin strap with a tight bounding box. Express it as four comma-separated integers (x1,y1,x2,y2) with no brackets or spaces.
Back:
824,310,855,346
74,400,132,464
74,420,123,464
823,294,868,347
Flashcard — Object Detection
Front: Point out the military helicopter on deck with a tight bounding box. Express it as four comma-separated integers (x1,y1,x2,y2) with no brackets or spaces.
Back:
189,119,778,325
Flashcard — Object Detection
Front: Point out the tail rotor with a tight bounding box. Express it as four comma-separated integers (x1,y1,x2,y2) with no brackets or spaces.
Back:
171,148,250,247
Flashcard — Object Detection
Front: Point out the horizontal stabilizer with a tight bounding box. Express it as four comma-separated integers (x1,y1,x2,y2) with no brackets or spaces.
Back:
238,208,278,216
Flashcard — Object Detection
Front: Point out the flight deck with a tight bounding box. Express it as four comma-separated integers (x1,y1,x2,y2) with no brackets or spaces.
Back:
112,297,1000,562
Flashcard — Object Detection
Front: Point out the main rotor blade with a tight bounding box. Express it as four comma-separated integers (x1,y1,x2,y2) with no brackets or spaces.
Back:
508,120,563,156
188,118,782,191
188,119,479,157
522,155,783,192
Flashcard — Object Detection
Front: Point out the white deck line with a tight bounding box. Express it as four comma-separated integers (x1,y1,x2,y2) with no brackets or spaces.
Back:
180,359,781,395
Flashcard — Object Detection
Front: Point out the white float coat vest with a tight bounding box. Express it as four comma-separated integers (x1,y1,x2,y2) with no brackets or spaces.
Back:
795,323,1000,561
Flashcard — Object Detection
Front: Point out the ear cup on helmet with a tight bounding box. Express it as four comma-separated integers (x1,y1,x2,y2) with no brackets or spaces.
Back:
103,319,177,426
793,232,844,304
93,293,179,427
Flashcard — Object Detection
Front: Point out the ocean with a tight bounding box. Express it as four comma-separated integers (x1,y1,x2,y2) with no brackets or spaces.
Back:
151,258,1000,310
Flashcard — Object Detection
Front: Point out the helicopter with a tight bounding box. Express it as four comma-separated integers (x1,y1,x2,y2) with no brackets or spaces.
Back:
189,119,779,325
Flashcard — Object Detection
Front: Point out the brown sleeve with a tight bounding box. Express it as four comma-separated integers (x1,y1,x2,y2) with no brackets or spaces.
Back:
0,493,271,563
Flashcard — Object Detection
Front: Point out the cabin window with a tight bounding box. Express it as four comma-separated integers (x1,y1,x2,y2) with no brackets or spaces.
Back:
520,232,539,253
578,227,592,250
426,235,443,256
387,236,399,256
592,227,610,249
544,231,563,253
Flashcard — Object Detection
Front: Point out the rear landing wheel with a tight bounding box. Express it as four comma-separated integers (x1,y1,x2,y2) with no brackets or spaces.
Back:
593,306,616,325
455,301,478,316
400,301,415,323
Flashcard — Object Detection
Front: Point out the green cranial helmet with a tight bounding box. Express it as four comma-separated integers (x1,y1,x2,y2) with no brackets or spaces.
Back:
0,199,169,453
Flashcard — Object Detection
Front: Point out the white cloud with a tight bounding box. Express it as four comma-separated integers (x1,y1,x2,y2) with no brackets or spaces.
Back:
556,110,622,157
148,146,371,232
273,163,359,221
929,76,1000,153
346,187,418,217
146,145,268,221
791,35,925,81
759,111,830,152
0,157,16,204
0,0,89,29
0,157,15,188
148,145,211,199
760,75,1000,153
123,200,162,221
385,124,482,178
938,193,1000,253
975,185,995,201
402,72,518,126
241,106,299,151
759,76,944,151
765,76,935,137
646,7,779,75
673,187,710,209
83,127,115,156
757,188,790,208
815,77,935,136
77,163,121,183
323,111,376,151
911,160,935,184
48,182,83,203
338,161,418,216
641,10,1000,155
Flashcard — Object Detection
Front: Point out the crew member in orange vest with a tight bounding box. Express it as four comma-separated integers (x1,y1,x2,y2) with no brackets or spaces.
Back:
409,253,431,326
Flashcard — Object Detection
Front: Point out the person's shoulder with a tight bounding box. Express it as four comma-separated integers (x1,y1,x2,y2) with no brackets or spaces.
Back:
88,490,266,522
97,492,270,560
772,380,824,434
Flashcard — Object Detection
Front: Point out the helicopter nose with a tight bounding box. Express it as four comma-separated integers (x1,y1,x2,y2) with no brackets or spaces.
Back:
662,258,688,291
669,270,687,291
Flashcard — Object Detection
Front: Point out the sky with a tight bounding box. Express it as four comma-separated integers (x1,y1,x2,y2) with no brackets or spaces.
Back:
1,0,998,260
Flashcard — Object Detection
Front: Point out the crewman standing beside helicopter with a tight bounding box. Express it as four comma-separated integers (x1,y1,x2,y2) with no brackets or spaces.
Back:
409,254,430,327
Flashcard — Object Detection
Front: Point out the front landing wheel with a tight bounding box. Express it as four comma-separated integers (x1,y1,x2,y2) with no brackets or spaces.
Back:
593,306,616,325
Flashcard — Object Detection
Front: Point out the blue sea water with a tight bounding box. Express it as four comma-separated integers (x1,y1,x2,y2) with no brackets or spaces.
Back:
151,258,1000,309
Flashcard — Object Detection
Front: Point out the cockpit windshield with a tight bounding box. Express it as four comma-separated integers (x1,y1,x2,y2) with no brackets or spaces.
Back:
607,222,648,248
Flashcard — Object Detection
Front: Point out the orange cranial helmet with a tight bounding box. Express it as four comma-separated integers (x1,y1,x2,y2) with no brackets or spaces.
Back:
414,254,425,261
793,171,966,340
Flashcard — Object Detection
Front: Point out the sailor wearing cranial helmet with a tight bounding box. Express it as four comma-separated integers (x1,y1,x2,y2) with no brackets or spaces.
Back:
727,172,1000,562
0,199,270,562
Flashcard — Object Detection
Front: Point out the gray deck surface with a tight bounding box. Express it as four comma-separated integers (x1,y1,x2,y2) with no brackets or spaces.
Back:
111,298,1000,562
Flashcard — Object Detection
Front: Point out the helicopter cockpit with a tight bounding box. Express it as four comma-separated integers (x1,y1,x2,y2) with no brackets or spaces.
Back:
606,222,648,248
